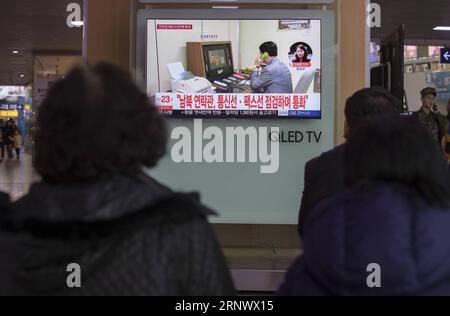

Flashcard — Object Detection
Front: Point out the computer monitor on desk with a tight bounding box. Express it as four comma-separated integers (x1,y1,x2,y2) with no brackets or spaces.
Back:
187,41,246,92
203,44,234,82
187,41,234,82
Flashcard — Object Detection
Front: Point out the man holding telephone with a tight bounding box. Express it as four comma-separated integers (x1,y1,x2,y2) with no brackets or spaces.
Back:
250,42,293,94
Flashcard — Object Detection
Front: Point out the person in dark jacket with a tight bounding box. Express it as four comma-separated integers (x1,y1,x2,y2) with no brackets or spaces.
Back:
0,63,235,296
2,119,15,159
298,88,400,238
281,116,450,296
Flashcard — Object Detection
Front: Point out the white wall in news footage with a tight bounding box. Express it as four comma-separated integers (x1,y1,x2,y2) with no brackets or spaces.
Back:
147,19,321,118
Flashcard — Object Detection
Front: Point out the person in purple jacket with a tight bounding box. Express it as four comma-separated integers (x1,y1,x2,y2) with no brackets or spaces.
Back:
280,116,450,296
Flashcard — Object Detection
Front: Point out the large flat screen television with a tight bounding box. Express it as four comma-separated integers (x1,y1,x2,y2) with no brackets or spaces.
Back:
141,14,323,119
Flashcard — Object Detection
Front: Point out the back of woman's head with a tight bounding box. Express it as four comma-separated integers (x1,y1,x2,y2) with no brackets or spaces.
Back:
35,63,167,183
344,116,450,207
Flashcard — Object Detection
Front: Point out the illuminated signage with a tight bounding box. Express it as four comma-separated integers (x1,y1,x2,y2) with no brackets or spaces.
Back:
0,110,18,117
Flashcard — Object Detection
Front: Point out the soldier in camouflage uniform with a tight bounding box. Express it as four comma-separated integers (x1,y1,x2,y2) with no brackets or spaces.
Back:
412,87,448,146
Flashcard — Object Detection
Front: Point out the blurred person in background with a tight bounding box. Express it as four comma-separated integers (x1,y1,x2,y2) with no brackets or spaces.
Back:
444,98,450,163
0,119,4,161
446,97,450,125
2,119,15,160
281,116,450,296
12,128,22,160
0,63,235,296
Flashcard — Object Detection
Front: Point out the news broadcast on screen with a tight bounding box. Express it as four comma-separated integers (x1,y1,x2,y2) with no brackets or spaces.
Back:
146,18,322,118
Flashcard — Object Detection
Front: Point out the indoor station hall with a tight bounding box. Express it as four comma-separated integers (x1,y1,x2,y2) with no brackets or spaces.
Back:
0,0,449,302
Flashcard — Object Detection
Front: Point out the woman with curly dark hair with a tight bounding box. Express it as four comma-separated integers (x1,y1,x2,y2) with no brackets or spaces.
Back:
0,63,234,296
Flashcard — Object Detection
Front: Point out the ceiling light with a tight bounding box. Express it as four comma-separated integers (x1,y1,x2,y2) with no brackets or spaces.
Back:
434,26,450,31
12,50,19,54
19,74,25,78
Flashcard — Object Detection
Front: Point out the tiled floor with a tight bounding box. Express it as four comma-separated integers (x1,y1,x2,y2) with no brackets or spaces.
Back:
0,153,40,201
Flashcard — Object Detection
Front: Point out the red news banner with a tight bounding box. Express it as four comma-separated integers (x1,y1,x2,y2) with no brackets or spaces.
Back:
156,93,320,113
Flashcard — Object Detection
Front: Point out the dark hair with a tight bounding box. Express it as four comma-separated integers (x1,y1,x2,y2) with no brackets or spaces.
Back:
35,63,167,183
297,45,307,53
259,42,278,57
345,116,450,207
345,87,400,132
